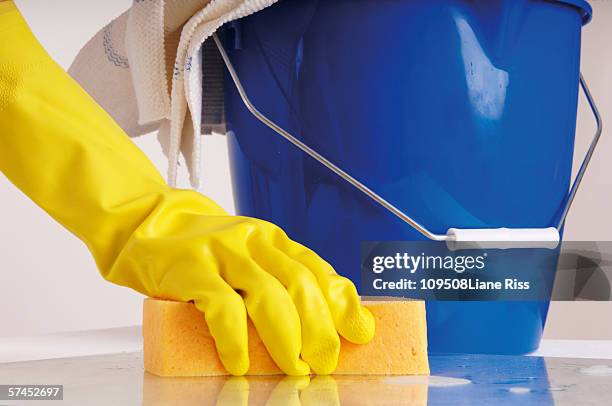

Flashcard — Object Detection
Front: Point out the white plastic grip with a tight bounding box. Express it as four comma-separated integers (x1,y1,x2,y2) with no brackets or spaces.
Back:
446,227,560,250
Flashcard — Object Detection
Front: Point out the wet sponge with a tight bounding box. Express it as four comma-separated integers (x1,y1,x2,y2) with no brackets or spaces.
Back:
143,298,429,376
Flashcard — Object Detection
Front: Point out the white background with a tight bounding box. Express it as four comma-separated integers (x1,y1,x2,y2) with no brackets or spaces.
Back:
1,0,611,339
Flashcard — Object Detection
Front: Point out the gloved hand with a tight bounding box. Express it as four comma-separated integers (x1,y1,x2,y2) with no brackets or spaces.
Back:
0,2,374,375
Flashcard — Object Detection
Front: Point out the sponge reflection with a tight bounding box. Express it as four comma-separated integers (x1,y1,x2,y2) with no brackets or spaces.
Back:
142,373,428,405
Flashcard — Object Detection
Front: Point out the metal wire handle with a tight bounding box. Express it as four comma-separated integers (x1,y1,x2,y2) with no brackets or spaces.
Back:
213,33,602,242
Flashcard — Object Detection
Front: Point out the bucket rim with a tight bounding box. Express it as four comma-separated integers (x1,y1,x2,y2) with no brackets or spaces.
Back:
552,0,592,24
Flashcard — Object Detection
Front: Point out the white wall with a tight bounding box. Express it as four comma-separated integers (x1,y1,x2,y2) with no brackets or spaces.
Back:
0,0,610,339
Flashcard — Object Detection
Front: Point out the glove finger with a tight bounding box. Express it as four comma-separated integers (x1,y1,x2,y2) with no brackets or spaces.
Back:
159,261,250,376
251,243,340,375
217,245,310,376
278,237,375,345
193,286,250,376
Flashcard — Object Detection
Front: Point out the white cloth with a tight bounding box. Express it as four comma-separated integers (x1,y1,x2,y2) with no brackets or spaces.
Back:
69,0,277,188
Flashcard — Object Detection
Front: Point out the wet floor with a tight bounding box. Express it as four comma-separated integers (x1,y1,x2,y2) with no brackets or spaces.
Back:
0,352,611,405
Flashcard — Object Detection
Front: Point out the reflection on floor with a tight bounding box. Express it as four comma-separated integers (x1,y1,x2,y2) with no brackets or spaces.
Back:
0,352,611,405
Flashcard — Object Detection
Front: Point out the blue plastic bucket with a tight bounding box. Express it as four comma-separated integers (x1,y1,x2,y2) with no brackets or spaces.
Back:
223,0,592,354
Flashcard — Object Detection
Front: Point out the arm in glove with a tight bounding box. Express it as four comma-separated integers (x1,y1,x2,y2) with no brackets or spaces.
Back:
0,2,374,376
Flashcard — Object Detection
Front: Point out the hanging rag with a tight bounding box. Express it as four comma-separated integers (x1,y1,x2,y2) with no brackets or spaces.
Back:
69,0,278,188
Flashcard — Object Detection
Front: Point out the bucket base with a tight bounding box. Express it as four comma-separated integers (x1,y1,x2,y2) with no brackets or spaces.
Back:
426,301,549,354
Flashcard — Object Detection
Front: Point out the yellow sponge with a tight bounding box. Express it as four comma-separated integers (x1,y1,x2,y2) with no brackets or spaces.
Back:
143,298,429,376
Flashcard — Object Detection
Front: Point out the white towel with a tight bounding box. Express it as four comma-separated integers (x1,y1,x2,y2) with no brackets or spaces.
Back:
69,0,277,188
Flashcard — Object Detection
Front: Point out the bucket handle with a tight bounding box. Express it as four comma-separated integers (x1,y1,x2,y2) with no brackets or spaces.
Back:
213,33,603,247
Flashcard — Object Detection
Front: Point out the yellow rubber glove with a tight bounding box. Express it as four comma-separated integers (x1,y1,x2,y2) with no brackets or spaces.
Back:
0,2,374,376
